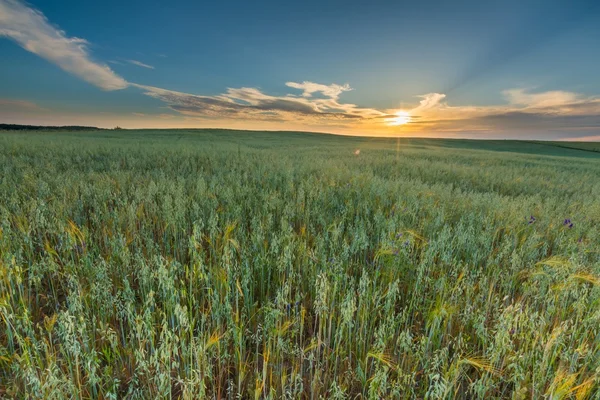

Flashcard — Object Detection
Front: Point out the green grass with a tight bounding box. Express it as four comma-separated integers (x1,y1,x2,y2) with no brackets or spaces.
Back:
1,129,599,399
533,141,600,154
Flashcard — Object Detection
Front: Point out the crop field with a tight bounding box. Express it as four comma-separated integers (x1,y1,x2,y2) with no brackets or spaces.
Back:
1,129,599,399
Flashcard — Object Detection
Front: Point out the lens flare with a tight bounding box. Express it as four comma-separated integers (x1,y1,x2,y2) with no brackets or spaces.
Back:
387,110,411,126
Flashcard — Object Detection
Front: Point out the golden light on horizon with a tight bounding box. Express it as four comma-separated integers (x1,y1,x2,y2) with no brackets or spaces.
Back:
387,110,412,126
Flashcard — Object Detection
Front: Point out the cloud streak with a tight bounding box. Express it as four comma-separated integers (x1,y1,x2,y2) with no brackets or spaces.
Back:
403,88,600,134
0,0,127,90
0,98,40,109
133,82,387,124
285,81,351,99
127,59,154,69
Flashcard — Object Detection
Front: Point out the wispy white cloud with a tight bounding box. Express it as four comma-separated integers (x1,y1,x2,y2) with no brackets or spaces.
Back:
402,88,600,133
124,83,600,135
503,88,580,109
127,59,154,69
408,93,447,114
285,81,351,99
133,82,386,124
0,0,127,90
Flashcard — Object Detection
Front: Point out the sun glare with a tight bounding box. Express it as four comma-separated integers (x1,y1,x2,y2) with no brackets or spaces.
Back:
387,110,412,126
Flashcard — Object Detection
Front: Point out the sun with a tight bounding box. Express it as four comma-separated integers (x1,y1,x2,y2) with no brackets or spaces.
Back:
387,110,412,126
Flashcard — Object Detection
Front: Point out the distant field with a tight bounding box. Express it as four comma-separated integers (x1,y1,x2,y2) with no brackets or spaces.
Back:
536,141,600,154
1,129,599,399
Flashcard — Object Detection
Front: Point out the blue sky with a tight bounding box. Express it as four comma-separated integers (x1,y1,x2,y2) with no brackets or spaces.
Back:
1,0,600,139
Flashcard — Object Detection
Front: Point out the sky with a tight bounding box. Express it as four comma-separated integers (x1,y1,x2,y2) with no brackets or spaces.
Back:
1,0,600,140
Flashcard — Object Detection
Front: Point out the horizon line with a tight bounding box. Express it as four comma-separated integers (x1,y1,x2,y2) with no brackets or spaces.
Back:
1,123,600,142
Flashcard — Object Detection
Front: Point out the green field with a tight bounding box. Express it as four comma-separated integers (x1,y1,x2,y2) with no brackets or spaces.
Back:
1,129,599,399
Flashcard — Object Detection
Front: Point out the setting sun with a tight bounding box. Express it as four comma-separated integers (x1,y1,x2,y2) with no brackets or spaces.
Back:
387,110,412,126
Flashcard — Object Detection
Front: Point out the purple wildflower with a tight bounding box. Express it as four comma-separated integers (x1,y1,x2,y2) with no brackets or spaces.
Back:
73,241,86,254
285,301,302,312
396,232,403,238
528,215,536,224
403,240,410,247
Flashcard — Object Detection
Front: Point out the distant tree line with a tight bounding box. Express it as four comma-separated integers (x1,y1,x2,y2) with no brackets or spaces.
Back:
0,124,105,131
